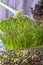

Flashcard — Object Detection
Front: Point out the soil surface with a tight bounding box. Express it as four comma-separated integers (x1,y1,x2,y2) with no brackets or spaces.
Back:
0,48,43,65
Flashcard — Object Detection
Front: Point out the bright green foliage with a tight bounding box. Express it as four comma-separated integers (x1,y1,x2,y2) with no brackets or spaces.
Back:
0,16,43,50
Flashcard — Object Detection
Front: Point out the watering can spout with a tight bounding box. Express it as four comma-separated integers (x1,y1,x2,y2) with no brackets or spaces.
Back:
0,0,24,19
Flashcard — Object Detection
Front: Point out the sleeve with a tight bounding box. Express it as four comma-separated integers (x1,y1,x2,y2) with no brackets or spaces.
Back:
0,0,9,20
